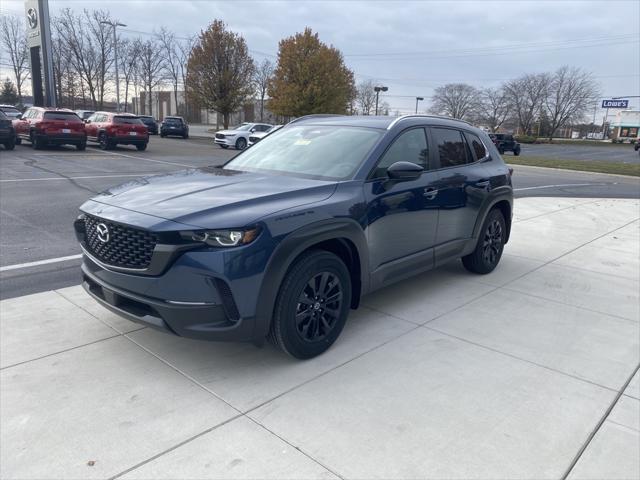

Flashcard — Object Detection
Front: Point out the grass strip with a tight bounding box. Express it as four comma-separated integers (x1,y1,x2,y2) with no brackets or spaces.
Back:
507,155,640,177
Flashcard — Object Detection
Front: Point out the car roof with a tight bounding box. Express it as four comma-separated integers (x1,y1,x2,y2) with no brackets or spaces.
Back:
290,114,475,131
0,104,20,109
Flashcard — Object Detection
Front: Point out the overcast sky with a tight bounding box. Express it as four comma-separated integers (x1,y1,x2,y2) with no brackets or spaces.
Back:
2,0,639,117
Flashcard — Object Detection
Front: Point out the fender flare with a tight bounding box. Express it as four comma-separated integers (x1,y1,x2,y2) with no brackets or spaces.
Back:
252,218,369,342
471,188,514,243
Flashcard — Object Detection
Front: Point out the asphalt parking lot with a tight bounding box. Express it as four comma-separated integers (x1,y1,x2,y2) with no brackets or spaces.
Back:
1,196,638,479
1,137,639,300
520,143,639,164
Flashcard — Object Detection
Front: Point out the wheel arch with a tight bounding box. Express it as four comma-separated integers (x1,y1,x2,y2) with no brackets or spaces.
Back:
472,191,513,244
252,219,369,342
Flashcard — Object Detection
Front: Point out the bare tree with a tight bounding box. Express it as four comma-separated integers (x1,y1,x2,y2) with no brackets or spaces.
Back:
138,38,165,115
476,86,511,133
504,73,550,135
544,66,600,141
176,35,195,117
55,8,114,109
157,27,181,116
0,16,29,103
429,83,479,121
356,80,377,115
118,39,140,112
253,59,274,121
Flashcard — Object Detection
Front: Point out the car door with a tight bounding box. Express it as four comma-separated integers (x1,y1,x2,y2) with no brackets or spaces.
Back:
15,109,31,137
84,113,94,140
364,127,440,287
429,127,492,261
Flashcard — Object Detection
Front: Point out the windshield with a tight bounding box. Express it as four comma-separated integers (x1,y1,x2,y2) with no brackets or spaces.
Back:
1,107,20,117
114,116,143,125
0,110,7,120
224,125,383,180
44,112,82,121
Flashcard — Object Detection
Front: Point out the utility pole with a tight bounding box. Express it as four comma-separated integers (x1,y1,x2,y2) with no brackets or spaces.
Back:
101,20,126,112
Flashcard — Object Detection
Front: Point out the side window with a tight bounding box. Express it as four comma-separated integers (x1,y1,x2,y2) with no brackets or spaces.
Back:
371,128,429,179
257,125,269,132
465,132,487,161
432,128,470,168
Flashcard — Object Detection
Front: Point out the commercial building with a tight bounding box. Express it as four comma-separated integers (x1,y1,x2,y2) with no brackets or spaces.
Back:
610,110,640,140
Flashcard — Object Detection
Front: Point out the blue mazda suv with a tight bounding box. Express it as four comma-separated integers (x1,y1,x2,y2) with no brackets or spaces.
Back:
75,115,513,359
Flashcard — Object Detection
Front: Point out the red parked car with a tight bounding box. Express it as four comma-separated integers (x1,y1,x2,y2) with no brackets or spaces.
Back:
85,112,149,151
14,107,87,150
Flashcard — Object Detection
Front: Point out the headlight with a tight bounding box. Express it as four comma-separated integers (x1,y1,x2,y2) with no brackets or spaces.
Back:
225,134,236,138
180,227,260,247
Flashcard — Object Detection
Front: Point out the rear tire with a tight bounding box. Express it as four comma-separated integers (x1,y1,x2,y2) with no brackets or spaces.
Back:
513,146,521,156
235,137,247,150
136,143,147,151
14,136,21,145
31,131,44,150
4,139,15,150
498,147,505,155
268,250,351,359
462,208,506,274
76,141,86,151
99,133,114,150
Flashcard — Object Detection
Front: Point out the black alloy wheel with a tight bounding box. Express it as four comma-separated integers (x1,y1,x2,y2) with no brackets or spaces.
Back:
482,218,503,266
295,272,343,343
235,137,247,150
269,250,351,359
462,208,506,274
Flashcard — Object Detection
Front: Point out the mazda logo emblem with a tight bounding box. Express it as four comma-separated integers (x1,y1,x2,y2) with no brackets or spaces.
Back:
96,223,110,243
26,8,38,30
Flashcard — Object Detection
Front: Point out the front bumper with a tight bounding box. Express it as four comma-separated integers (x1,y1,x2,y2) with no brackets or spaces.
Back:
81,254,256,342
214,137,235,146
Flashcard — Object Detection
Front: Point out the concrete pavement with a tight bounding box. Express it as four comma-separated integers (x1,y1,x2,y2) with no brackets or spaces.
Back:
1,196,638,479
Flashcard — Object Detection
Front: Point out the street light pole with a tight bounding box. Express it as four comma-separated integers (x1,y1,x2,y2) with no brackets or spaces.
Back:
101,20,127,112
415,96,424,114
374,86,388,115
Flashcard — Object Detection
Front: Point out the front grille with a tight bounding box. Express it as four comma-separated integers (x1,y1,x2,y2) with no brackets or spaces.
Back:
84,215,158,269
215,133,225,139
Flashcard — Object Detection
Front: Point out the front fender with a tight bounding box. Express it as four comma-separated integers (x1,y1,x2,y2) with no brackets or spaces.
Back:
252,219,369,342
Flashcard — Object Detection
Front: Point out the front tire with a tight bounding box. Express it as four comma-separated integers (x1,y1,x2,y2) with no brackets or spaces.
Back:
235,137,247,150
513,146,521,156
136,143,147,151
462,208,506,274
269,250,351,359
220,144,228,149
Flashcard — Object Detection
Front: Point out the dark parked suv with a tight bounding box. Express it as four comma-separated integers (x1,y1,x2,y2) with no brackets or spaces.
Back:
75,115,513,358
0,110,16,150
489,133,520,155
160,116,189,138
139,115,159,135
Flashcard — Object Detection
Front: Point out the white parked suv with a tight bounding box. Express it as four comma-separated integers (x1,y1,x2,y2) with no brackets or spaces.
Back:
248,125,283,147
214,122,273,150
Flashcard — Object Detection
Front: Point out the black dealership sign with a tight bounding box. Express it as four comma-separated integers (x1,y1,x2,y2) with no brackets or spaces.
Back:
602,99,629,108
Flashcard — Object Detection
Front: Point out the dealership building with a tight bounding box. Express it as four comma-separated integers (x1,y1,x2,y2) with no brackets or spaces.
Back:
611,110,640,140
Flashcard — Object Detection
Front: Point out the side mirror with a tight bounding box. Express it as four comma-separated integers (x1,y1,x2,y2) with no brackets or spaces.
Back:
250,128,256,133
85,119,91,124
387,161,424,181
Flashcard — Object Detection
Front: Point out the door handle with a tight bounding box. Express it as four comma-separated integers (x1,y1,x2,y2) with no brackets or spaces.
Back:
475,180,490,188
423,187,438,199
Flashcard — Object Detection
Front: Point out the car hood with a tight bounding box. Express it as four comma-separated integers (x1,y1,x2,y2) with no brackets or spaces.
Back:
84,167,338,229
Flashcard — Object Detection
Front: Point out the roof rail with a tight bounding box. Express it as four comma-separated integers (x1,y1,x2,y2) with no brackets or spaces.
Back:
387,114,473,130
287,114,346,125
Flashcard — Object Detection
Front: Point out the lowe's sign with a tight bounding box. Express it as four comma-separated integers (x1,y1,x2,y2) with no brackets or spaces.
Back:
602,99,629,108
